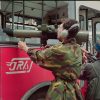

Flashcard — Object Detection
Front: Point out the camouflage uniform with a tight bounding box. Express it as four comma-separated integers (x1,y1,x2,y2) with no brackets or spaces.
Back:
27,42,83,100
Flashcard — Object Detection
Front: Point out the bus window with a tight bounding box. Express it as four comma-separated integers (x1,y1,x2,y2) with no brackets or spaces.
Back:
96,23,100,43
0,29,20,43
79,15,84,30
47,39,59,45
0,1,68,46
0,14,40,45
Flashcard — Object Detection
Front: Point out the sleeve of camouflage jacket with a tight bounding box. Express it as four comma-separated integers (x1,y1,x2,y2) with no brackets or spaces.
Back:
27,43,82,73
27,44,61,70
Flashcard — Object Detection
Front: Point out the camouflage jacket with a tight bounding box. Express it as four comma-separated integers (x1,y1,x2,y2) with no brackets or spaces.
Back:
27,42,83,100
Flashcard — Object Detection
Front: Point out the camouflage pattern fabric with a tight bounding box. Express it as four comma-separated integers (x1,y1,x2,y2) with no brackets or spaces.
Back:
27,42,83,100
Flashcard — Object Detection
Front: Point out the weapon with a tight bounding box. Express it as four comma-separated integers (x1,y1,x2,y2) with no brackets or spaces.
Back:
3,24,89,45
86,53,97,63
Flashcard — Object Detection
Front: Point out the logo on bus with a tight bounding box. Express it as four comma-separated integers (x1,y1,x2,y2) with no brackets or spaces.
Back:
6,58,33,74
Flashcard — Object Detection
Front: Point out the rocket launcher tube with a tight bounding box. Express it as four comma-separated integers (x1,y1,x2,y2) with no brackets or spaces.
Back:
3,28,89,45
76,31,89,45
3,28,42,38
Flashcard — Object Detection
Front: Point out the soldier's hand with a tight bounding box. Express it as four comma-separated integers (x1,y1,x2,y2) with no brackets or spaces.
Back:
81,48,88,63
18,41,29,52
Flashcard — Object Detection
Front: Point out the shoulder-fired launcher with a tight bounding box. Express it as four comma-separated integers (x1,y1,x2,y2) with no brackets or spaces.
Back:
3,25,89,45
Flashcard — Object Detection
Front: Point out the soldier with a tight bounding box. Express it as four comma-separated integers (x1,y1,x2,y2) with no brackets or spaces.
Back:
79,44,100,100
18,18,83,100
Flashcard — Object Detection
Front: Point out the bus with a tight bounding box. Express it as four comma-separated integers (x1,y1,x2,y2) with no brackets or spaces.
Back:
0,1,100,100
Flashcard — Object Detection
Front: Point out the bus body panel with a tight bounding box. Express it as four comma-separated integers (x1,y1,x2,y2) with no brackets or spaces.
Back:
0,46,54,100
